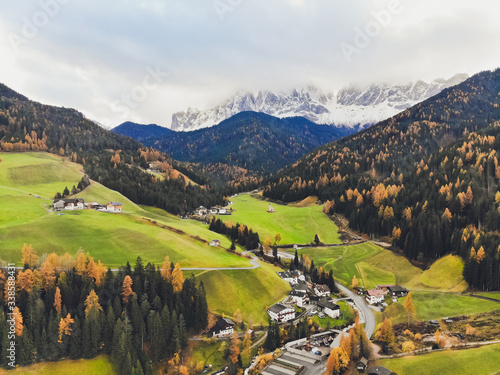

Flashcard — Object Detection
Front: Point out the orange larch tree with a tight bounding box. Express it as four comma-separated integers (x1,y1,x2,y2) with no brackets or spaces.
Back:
121,275,135,303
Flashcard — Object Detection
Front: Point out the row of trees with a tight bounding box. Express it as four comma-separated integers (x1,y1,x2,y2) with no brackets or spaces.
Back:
208,218,260,250
0,247,208,373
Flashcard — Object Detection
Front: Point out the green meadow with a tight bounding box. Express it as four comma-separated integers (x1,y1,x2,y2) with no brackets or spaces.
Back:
378,344,500,375
0,152,83,198
0,356,115,375
194,262,291,325
225,194,340,244
379,291,500,325
0,153,245,268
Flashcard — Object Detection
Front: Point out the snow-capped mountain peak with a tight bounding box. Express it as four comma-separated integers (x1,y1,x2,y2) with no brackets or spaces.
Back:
170,74,468,131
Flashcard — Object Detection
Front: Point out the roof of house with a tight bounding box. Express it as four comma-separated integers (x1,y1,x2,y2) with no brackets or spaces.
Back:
294,283,308,291
212,317,235,332
268,303,294,314
315,284,330,293
277,271,292,278
387,285,408,293
289,290,307,298
376,284,395,289
108,201,123,206
367,289,385,298
318,298,340,311
54,198,85,204
368,366,392,375
358,357,369,366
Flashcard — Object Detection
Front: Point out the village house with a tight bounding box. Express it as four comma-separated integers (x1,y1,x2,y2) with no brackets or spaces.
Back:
387,285,409,297
276,270,305,285
291,270,306,282
267,303,295,323
209,239,221,246
317,298,341,318
376,284,395,293
53,198,85,211
195,206,208,216
293,283,309,294
314,284,331,297
209,207,219,214
289,290,309,307
211,317,235,338
106,202,123,212
366,289,385,305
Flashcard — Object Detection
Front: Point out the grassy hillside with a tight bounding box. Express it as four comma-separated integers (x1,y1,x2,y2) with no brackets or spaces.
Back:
407,255,468,292
380,292,500,324
226,194,340,244
194,262,291,325
378,344,500,375
0,356,115,375
0,153,247,268
0,152,83,197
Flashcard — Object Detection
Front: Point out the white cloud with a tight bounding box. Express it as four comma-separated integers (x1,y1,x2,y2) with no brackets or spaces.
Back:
0,0,499,128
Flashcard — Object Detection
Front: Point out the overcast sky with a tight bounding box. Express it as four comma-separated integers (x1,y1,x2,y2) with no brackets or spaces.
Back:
0,0,499,128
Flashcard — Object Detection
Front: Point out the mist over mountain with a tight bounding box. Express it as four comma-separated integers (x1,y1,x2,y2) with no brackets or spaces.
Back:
170,74,468,131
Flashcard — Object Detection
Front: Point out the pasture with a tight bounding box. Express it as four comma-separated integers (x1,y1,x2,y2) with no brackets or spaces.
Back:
0,356,115,375
378,343,500,375
226,194,340,244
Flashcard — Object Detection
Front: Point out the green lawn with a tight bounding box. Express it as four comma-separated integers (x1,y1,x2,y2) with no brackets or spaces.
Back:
407,255,468,292
195,262,291,325
286,242,383,286
311,300,355,329
226,194,340,244
378,344,500,375
0,356,115,375
477,292,500,301
0,152,83,198
380,291,500,325
189,339,227,373
0,153,246,268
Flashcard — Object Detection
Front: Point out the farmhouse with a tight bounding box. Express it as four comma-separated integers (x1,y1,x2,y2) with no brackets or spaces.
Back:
267,203,276,213
211,317,235,338
277,270,305,285
317,298,340,318
106,202,123,212
209,239,221,246
53,198,85,211
366,289,385,304
194,206,208,216
376,285,394,293
289,290,309,307
387,285,408,297
267,303,295,323
314,284,331,297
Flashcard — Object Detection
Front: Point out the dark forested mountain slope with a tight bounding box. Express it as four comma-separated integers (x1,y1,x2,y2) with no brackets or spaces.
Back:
112,121,174,142
113,111,356,173
264,69,500,290
0,83,224,213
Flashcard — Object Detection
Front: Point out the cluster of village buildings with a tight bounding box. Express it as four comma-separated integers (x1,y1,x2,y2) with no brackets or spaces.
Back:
194,205,232,217
52,198,123,213
267,271,341,324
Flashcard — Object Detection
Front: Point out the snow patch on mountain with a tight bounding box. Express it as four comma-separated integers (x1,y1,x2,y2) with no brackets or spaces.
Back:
170,74,468,131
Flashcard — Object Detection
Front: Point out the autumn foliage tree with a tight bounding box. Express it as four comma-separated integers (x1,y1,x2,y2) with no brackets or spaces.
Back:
403,292,417,327
21,243,38,267
172,263,184,293
13,306,23,336
58,313,75,342
121,275,135,303
54,286,62,314
84,289,102,318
